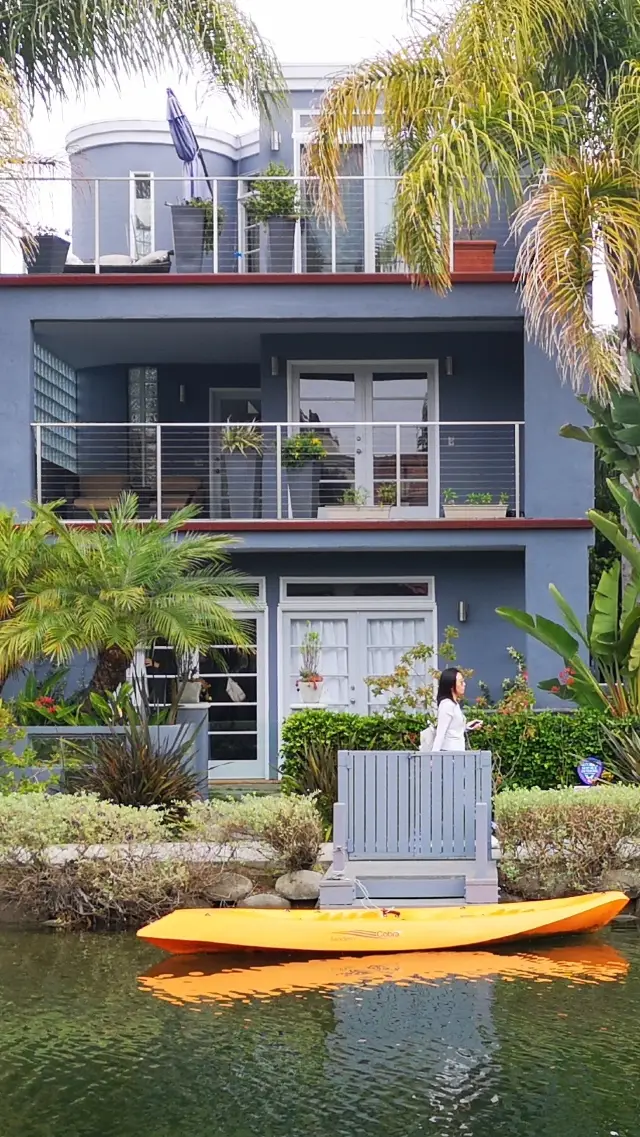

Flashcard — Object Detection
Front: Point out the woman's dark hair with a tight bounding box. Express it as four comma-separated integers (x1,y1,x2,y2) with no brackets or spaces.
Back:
437,667,460,705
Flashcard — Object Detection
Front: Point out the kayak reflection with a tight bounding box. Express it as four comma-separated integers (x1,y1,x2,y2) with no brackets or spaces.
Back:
138,941,629,1007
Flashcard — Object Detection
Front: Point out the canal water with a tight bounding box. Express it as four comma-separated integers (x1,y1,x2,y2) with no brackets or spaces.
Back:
1,926,639,1137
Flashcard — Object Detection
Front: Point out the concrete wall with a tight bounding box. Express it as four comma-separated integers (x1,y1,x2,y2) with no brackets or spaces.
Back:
69,143,237,267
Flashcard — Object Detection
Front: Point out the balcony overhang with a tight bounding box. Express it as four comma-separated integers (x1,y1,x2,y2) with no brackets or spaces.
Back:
33,315,523,369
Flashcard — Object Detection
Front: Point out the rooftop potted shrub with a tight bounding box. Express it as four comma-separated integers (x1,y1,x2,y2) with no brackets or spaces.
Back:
296,625,324,704
318,483,396,519
246,162,302,273
20,227,70,274
443,489,509,520
452,224,496,273
170,196,225,274
281,432,327,518
221,420,264,519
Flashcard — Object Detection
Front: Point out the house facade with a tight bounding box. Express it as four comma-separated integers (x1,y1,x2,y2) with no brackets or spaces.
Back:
0,64,593,781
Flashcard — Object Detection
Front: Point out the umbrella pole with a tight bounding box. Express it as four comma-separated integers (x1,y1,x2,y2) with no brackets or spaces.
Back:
198,150,214,198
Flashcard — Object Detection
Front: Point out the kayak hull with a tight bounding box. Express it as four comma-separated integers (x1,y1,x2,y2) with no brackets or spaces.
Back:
137,891,628,956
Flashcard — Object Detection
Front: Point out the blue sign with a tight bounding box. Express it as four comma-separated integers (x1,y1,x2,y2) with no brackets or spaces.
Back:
577,757,604,786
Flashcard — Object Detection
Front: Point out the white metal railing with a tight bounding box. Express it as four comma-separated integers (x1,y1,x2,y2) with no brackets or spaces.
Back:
2,175,515,276
32,420,523,521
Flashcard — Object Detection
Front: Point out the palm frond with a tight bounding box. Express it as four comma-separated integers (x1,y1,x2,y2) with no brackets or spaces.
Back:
514,155,640,394
0,0,283,112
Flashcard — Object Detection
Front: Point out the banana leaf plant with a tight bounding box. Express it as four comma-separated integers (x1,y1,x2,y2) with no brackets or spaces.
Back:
559,352,640,488
498,480,640,716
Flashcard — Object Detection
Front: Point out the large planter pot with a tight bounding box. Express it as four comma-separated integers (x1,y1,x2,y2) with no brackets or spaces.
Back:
299,680,324,705
444,503,508,520
21,234,70,274
286,462,317,518
265,217,297,273
453,240,497,273
170,204,206,274
223,452,260,519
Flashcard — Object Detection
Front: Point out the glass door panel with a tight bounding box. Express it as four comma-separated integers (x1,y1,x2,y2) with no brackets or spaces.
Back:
298,373,358,508
365,614,433,712
287,616,351,710
371,372,431,507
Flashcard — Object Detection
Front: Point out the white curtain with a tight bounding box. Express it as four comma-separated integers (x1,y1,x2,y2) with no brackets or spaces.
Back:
366,618,429,708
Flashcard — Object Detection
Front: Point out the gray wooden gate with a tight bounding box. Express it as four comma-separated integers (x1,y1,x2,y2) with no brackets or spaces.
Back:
338,750,492,860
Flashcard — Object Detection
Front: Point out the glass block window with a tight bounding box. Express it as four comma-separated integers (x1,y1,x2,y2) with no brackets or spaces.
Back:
128,367,158,487
34,343,78,471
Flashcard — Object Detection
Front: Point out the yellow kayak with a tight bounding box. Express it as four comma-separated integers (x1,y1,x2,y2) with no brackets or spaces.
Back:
138,942,630,1006
137,891,628,956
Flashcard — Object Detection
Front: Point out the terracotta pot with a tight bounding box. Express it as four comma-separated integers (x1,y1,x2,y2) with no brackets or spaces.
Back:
453,240,497,273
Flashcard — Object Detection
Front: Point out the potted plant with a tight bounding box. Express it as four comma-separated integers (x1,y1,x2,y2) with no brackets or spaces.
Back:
170,196,225,273
281,432,327,518
20,227,70,274
221,420,263,519
443,489,509,520
246,162,302,273
453,224,497,273
296,625,324,704
318,484,395,519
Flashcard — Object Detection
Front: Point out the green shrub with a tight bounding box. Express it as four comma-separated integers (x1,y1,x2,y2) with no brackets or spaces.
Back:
0,793,167,850
495,785,640,897
189,794,323,871
280,708,640,792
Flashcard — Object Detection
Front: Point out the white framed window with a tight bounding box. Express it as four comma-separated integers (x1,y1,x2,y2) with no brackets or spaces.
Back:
287,359,440,516
129,172,154,259
279,577,437,717
146,581,268,779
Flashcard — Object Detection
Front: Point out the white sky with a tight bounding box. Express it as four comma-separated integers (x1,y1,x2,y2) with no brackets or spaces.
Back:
10,0,614,321
28,0,413,159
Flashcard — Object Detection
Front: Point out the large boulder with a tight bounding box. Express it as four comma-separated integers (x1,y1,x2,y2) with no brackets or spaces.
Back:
237,893,291,910
275,870,321,902
208,872,253,903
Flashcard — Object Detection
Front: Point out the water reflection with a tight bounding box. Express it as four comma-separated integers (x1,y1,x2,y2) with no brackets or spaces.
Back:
138,942,629,1006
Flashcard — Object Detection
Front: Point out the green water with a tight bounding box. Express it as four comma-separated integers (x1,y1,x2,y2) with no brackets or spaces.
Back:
1,925,639,1137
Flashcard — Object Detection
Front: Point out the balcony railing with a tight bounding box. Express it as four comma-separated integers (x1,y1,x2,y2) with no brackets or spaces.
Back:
2,175,515,276
33,421,523,521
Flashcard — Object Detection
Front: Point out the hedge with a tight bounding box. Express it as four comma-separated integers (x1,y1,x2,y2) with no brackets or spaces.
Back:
280,708,640,791
495,785,640,898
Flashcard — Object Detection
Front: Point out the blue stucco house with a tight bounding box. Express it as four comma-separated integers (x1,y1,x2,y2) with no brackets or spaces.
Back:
0,63,593,781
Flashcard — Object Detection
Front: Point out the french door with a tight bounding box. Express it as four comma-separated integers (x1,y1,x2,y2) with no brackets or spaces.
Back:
289,362,439,513
283,608,435,715
209,388,262,518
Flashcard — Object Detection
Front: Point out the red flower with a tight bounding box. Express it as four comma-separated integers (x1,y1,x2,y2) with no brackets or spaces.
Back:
551,685,560,694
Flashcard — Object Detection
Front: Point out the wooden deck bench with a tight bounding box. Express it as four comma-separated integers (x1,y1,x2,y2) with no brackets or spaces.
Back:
319,750,498,909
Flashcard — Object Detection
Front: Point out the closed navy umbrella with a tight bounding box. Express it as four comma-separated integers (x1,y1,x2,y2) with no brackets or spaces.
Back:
166,88,211,198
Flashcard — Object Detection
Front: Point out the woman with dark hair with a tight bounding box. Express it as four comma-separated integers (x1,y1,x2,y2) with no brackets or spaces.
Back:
430,667,481,753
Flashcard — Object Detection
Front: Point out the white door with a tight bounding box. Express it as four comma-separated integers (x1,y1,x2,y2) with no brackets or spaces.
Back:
284,609,435,714
146,605,268,781
291,363,438,513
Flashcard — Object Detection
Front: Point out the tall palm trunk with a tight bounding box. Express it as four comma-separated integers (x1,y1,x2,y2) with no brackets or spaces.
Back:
90,646,131,697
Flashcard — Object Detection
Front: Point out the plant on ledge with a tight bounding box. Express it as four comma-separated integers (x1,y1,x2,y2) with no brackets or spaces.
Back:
281,433,327,467
246,162,302,222
183,196,225,251
221,420,264,455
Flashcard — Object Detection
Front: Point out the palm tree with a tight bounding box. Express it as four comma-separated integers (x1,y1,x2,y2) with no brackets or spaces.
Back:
0,494,254,696
0,501,64,686
306,0,640,397
0,0,282,238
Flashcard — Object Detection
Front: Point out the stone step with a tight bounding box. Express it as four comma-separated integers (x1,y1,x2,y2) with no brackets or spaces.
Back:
353,875,465,902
